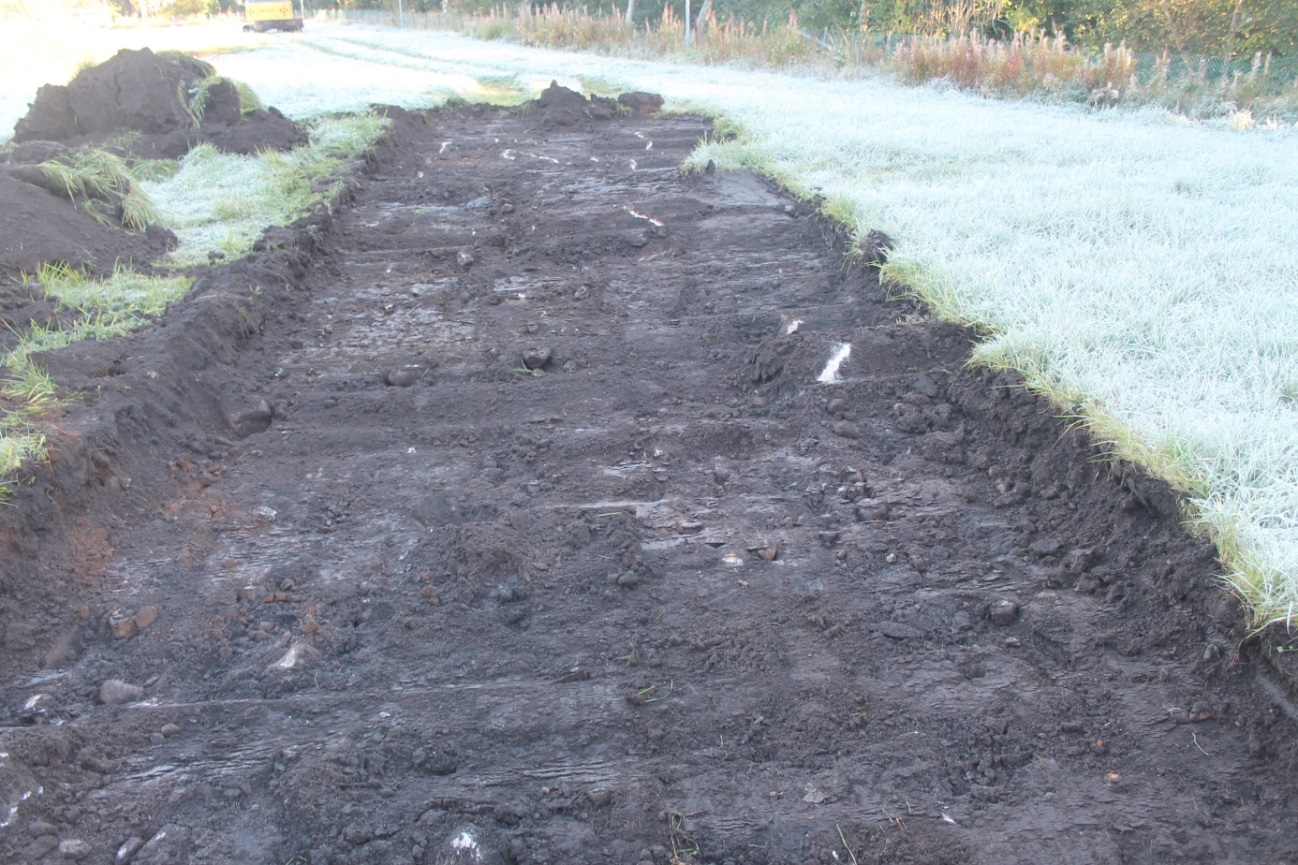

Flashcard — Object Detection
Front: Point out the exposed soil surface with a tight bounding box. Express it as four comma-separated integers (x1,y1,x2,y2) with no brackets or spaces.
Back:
2,94,1298,865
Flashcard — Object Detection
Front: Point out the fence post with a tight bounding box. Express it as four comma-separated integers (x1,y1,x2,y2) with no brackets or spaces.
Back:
685,0,691,47
397,0,405,28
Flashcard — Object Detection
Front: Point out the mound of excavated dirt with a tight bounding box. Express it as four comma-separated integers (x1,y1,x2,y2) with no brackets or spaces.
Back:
12,48,306,159
0,49,306,281
528,81,622,127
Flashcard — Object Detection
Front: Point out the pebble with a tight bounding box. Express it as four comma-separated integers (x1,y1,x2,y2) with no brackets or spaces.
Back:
831,421,860,439
521,347,552,370
456,250,475,269
58,838,92,860
100,679,144,705
134,606,159,631
988,598,1020,626
115,837,145,864
573,285,590,300
615,571,641,588
27,821,56,838
385,368,420,387
230,400,274,438
826,398,847,415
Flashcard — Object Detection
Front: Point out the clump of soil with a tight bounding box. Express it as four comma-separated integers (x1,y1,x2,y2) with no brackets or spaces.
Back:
13,47,306,159
527,80,622,127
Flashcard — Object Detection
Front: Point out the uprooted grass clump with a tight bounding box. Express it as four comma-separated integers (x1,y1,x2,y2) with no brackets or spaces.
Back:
41,149,161,231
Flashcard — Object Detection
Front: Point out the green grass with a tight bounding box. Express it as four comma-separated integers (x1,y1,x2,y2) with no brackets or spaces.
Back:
40,150,162,231
0,266,194,475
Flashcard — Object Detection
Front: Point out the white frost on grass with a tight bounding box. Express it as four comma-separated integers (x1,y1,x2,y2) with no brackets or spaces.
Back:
144,113,387,267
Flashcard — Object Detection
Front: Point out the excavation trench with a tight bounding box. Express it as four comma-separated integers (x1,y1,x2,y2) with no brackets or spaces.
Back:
1,97,1297,865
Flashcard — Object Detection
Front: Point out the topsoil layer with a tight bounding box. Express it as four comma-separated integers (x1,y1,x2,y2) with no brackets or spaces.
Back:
1,94,1297,865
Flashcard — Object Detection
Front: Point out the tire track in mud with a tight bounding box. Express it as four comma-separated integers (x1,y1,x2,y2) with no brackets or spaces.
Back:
2,98,1298,864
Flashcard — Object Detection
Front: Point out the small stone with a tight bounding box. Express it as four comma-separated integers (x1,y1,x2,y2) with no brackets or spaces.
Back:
573,285,590,300
757,547,779,561
230,400,274,438
712,465,730,483
134,606,159,631
587,788,613,807
988,599,1020,626
456,250,475,269
1029,537,1063,557
826,398,847,415
160,723,181,737
27,821,56,838
817,530,840,547
58,838,92,860
1004,636,1022,648
385,368,420,387
150,732,166,745
100,679,144,705
616,571,641,588
831,421,860,439
110,616,139,639
521,347,552,370
115,837,145,864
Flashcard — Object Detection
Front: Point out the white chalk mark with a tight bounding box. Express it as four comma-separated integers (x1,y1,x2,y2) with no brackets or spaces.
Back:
817,343,852,383
627,207,664,227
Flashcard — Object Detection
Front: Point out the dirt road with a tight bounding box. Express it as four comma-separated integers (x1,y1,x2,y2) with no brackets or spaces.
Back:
2,91,1296,865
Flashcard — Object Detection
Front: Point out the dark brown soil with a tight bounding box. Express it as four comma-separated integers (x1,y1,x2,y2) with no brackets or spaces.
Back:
2,94,1298,865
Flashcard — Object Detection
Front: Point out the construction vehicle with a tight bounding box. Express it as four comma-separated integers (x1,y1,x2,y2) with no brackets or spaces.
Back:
243,0,304,32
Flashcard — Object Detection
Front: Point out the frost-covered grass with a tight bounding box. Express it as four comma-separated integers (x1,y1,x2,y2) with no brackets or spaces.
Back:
145,112,389,266
211,26,1298,629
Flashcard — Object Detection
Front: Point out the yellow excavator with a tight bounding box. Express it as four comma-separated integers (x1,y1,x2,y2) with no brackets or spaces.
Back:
243,0,304,32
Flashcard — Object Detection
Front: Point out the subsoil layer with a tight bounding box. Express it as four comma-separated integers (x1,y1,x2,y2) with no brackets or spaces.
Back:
2,97,1298,865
